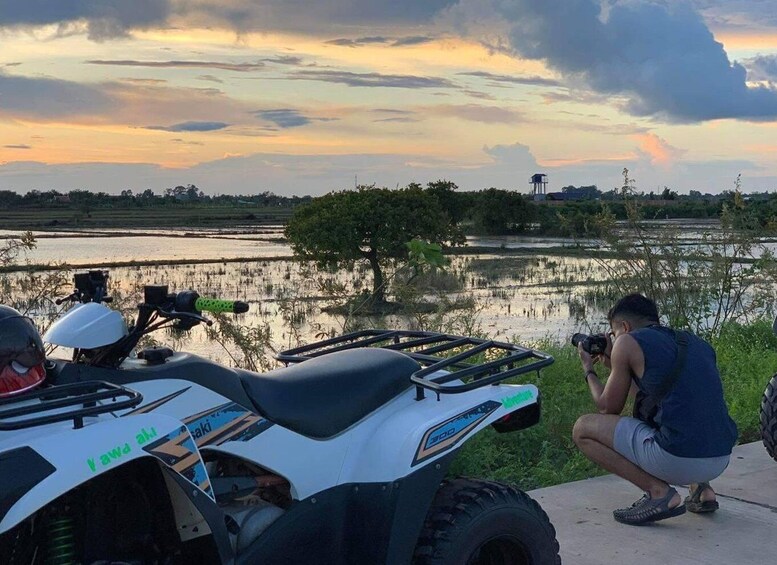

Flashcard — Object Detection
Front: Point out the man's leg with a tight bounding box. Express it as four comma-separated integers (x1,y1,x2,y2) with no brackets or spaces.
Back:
572,413,681,508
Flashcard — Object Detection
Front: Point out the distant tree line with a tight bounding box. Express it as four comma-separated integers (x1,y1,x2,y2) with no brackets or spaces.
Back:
4,178,777,239
409,181,777,237
0,186,312,210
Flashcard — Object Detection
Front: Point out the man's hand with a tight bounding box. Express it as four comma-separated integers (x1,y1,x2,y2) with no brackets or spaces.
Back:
578,333,613,374
595,332,614,369
578,343,595,373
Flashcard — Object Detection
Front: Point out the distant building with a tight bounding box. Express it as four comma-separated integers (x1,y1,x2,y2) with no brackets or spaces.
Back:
546,190,591,201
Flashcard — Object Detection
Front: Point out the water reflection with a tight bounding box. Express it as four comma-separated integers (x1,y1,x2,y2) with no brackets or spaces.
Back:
15,253,607,364
7,223,754,365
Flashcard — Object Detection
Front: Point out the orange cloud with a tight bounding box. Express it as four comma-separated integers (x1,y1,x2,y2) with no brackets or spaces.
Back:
635,133,685,167
136,28,548,76
539,154,635,167
717,32,777,51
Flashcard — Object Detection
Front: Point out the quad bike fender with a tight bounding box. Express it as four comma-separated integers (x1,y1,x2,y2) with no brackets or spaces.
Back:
233,382,538,565
338,382,540,484
212,382,538,500
0,413,211,534
219,383,538,565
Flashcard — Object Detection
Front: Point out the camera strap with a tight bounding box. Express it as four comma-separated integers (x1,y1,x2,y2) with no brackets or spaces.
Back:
653,329,689,401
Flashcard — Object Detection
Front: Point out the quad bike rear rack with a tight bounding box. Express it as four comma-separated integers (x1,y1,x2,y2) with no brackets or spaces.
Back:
277,329,554,400
0,381,142,431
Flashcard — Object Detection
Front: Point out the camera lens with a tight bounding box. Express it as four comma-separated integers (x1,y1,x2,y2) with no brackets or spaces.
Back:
571,333,587,347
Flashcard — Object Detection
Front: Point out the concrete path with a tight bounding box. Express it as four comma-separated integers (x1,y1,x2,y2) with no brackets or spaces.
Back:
529,441,777,564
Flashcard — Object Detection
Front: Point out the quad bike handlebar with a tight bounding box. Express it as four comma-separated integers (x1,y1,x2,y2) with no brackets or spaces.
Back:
165,289,248,315
195,297,249,314
144,287,248,316
65,276,249,368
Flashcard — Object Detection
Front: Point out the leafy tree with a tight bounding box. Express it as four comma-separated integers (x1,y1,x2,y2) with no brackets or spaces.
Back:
556,205,609,237
165,185,187,198
660,186,677,200
471,188,535,235
285,185,464,303
186,184,201,200
0,190,21,207
424,179,468,224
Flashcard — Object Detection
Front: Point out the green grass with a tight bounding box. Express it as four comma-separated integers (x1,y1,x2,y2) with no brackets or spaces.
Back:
450,320,777,489
713,319,777,443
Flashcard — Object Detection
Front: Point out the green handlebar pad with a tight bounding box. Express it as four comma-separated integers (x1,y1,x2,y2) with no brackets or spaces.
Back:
194,297,249,314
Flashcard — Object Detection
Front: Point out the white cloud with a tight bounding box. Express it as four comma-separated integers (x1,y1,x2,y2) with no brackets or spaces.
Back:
0,0,171,40
442,0,777,122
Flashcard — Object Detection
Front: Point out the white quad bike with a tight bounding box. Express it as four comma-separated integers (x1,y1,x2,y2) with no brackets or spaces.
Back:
0,272,561,565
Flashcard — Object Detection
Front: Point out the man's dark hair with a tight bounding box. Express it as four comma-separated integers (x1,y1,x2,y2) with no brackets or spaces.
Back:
607,294,659,325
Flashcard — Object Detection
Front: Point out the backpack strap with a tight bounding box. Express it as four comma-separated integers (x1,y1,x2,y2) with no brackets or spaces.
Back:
654,330,689,400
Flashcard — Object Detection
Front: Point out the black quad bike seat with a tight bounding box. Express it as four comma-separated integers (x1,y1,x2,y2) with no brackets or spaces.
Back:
239,348,420,439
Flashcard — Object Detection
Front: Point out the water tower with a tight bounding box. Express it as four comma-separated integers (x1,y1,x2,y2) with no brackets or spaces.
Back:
530,173,548,200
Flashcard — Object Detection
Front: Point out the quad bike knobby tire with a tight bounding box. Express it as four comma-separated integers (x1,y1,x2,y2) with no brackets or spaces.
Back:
761,373,777,461
413,478,561,565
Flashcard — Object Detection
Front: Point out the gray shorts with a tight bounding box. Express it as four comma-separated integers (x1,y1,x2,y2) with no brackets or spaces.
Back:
613,417,730,485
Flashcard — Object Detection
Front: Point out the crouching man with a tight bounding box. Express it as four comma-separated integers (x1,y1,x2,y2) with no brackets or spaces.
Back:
572,294,738,525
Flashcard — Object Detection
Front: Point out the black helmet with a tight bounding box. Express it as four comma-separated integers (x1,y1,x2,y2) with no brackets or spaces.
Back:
0,305,46,397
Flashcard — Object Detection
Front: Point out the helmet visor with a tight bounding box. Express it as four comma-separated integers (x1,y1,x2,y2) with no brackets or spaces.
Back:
0,361,45,397
0,315,45,368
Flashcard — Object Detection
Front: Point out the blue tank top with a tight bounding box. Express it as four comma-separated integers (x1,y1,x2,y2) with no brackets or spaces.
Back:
631,326,738,458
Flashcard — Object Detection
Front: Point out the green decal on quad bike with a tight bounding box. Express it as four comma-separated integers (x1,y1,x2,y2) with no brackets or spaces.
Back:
86,443,132,473
501,390,534,409
85,426,157,473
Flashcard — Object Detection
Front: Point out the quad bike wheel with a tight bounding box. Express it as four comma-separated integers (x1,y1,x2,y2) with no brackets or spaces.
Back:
761,373,777,461
413,478,561,565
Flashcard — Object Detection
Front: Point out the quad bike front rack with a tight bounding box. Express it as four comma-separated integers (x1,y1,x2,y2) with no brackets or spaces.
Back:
0,381,142,431
277,329,554,400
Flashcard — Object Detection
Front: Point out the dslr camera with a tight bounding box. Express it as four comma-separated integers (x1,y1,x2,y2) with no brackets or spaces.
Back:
571,333,609,355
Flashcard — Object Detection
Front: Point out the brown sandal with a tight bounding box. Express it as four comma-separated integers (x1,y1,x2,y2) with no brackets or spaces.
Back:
685,482,719,513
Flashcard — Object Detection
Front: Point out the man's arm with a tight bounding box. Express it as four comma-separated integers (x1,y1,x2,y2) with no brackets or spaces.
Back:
580,335,639,414
596,338,633,397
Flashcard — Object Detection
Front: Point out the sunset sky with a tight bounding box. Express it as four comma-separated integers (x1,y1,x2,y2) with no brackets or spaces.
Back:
1,0,777,196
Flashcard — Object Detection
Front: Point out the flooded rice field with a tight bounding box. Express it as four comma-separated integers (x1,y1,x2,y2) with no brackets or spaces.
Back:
0,227,292,264
2,226,592,266
2,226,615,363
5,220,763,365
33,255,610,363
